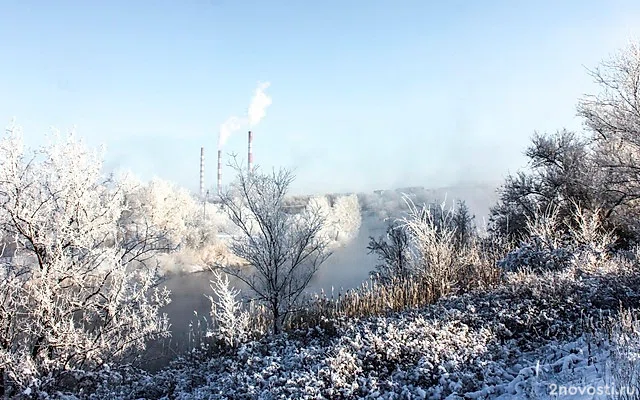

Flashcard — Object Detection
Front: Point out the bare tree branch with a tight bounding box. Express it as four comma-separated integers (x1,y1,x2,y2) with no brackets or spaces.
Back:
215,156,331,334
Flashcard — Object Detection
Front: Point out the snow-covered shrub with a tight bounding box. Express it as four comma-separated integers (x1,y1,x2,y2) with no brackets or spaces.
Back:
498,237,574,273
399,196,460,297
0,123,171,394
499,204,616,273
499,206,575,273
206,271,250,348
607,309,640,399
567,204,616,269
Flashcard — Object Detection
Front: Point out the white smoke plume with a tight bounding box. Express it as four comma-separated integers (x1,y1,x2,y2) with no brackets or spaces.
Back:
218,115,245,149
217,82,272,149
248,82,272,127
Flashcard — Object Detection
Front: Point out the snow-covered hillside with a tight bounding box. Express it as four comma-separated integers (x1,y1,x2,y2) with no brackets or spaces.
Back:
40,258,640,400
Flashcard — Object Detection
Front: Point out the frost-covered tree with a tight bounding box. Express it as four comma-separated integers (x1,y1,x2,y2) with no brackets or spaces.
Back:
367,220,411,283
116,174,225,274
492,42,640,248
489,130,605,243
217,161,331,334
578,41,640,244
206,271,250,348
0,123,171,394
307,194,362,247
498,203,615,273
330,194,362,242
118,175,219,252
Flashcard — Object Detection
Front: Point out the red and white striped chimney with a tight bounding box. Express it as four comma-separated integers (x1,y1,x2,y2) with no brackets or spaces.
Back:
248,130,253,174
217,150,222,194
199,147,205,197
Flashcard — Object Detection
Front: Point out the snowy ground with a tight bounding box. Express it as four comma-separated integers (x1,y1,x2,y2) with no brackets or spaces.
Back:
33,263,639,400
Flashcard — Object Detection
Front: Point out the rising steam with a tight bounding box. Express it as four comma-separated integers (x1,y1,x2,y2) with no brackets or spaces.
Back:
248,82,272,127
217,82,272,149
217,116,244,149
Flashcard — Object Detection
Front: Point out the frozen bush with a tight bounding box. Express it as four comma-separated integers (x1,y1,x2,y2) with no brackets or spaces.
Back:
0,123,171,395
607,309,640,400
206,270,250,348
498,204,614,273
399,196,460,297
498,238,574,273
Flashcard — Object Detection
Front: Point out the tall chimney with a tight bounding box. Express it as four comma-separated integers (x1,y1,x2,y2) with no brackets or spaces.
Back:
248,130,253,173
199,147,205,198
217,150,222,194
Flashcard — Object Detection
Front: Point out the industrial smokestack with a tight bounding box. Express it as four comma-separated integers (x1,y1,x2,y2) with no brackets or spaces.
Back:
217,150,222,194
200,147,205,198
248,130,253,174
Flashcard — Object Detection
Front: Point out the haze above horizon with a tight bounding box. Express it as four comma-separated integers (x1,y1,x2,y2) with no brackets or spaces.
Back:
1,1,640,195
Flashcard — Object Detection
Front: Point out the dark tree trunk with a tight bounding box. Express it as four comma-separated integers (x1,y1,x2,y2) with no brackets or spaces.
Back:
0,368,5,397
272,302,280,335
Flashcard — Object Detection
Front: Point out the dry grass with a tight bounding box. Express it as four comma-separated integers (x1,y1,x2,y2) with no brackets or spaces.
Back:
283,198,504,332
605,308,640,400
214,245,502,338
283,242,502,332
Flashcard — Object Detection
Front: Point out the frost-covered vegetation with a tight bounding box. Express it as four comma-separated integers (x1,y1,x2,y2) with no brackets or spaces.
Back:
117,173,230,275
215,163,333,335
6,41,640,399
0,125,173,394
309,194,362,246
31,254,640,399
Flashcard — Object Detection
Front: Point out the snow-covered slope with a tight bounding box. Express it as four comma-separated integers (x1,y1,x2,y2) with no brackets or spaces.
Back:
67,264,640,400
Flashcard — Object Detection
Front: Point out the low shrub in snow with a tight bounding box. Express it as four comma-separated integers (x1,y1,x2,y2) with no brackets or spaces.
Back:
368,196,502,304
206,270,251,348
606,308,640,399
499,204,614,273
498,237,574,273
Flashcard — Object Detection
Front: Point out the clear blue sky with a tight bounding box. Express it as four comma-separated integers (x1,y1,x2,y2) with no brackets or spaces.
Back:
1,1,639,195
